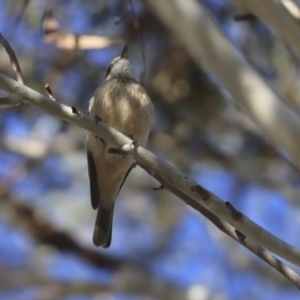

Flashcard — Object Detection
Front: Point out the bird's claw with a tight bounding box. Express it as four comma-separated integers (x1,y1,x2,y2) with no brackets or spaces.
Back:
94,116,101,124
128,135,138,149
130,139,139,150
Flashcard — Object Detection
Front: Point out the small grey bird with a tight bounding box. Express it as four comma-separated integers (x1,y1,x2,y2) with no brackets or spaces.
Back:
87,45,154,248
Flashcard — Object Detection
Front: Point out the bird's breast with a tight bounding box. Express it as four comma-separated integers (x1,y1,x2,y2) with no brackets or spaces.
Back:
90,79,153,147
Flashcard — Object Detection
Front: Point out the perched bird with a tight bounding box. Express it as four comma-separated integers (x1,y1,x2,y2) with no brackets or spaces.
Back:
87,45,154,248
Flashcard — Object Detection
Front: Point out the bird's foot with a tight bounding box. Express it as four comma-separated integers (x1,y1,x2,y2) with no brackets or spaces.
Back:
128,135,139,149
94,116,101,124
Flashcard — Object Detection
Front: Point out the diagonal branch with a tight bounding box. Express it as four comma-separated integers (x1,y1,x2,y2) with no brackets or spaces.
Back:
1,74,300,277
228,0,300,53
0,195,187,299
0,32,24,85
5,199,123,269
13,0,30,26
142,0,300,173
141,167,300,290
0,32,24,105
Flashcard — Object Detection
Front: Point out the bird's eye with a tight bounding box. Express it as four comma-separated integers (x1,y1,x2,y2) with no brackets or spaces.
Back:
106,64,112,78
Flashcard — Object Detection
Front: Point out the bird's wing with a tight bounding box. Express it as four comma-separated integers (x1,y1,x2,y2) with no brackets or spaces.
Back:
117,164,134,196
87,148,100,210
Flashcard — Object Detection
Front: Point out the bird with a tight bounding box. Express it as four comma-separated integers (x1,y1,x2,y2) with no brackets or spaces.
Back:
86,45,154,248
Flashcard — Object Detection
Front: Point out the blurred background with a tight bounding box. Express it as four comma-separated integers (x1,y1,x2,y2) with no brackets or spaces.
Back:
1,0,300,299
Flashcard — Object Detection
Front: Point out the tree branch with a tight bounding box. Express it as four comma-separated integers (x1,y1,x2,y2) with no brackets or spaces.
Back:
0,31,24,105
4,199,123,269
142,167,300,290
0,267,187,299
228,0,300,51
1,195,187,299
0,32,24,85
1,73,300,275
142,0,300,173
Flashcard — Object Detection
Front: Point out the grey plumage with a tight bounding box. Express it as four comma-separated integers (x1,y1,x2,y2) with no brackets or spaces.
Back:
87,46,154,247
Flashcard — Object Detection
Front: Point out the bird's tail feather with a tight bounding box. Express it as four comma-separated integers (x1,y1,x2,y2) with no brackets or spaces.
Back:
93,202,115,248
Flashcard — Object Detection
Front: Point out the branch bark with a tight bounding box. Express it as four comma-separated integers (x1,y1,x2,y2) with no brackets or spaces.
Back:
147,169,300,290
1,73,300,277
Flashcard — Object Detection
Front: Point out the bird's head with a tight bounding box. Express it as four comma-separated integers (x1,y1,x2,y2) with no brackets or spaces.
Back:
105,45,136,81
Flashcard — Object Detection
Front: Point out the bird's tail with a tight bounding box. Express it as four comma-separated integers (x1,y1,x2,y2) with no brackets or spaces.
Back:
93,202,115,248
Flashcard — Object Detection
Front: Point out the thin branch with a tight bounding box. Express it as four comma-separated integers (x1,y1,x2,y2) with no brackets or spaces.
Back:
113,0,147,78
0,32,24,84
114,10,133,25
41,0,57,35
140,166,300,290
44,83,56,100
228,0,300,51
1,74,300,272
0,31,24,105
142,0,300,171
5,199,123,269
0,32,24,106
128,0,147,84
0,33,24,106
12,0,30,26
0,191,187,298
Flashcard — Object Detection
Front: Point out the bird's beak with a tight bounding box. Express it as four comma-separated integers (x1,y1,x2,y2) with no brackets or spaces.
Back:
120,44,129,59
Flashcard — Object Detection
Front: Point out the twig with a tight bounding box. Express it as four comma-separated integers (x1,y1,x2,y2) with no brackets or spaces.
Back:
13,0,30,26
0,32,24,106
152,185,164,191
41,0,57,35
114,10,133,24
44,83,56,100
128,0,147,84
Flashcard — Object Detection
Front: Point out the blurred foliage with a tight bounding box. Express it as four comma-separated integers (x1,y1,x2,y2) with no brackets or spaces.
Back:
1,0,300,299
